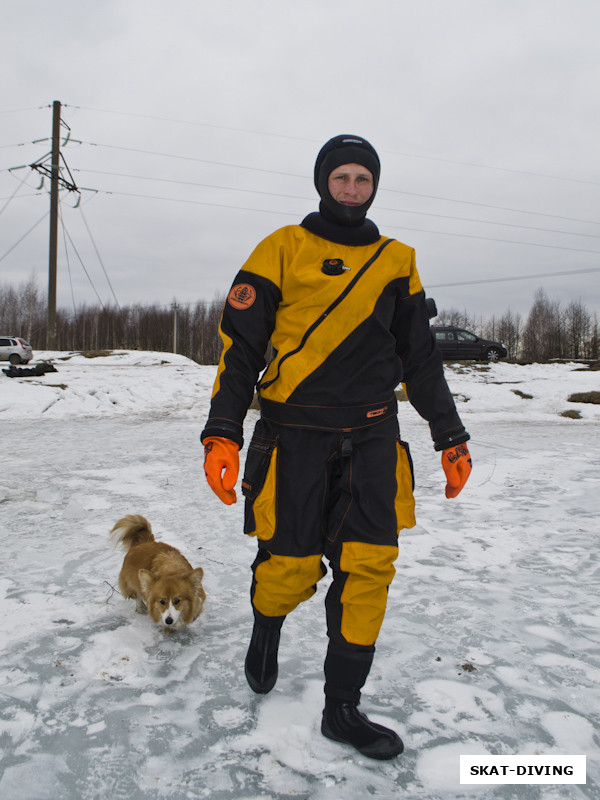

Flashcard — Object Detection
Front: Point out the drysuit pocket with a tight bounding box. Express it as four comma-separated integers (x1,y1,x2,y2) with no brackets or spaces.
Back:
242,433,278,540
395,438,416,531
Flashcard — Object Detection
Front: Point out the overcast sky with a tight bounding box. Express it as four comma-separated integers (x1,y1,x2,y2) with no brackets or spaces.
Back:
1,0,599,322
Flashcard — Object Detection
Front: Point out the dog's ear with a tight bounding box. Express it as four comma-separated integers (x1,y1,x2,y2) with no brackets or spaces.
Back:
190,567,204,590
138,569,153,595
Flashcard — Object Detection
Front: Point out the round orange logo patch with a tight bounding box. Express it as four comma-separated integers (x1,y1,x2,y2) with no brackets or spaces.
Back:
227,283,257,310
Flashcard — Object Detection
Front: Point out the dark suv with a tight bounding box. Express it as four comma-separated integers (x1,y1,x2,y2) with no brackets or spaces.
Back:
431,326,507,362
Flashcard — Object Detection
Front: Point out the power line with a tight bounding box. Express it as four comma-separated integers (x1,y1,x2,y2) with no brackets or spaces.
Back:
71,138,308,179
429,266,600,289
379,207,600,240
0,141,42,150
74,167,310,202
13,113,600,255
60,221,106,310
383,188,600,228
0,211,49,262
0,106,46,114
82,186,600,257
34,135,597,231
0,192,42,201
67,142,600,230
78,205,120,309
0,170,32,217
67,104,318,146
87,187,305,216
381,149,600,188
67,104,600,187
73,167,600,238
383,220,600,256
59,203,77,315
8,178,596,276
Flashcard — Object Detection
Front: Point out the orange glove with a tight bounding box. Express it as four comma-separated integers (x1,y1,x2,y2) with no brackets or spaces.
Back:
204,437,239,505
442,443,472,499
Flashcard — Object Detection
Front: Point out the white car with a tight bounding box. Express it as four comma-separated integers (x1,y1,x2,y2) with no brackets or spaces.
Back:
0,337,33,364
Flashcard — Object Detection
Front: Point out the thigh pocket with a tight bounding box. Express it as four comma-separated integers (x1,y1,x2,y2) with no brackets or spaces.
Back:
242,434,278,540
395,439,416,531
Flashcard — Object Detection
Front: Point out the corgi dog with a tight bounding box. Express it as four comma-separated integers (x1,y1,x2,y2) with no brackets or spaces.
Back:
110,514,206,633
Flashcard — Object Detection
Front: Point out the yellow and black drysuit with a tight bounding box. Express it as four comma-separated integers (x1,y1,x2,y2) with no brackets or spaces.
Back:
201,216,469,702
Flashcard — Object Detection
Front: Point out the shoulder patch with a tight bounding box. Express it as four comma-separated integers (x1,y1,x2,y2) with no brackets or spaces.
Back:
227,283,256,310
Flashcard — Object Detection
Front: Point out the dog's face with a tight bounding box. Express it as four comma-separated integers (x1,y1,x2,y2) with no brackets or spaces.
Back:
138,568,205,633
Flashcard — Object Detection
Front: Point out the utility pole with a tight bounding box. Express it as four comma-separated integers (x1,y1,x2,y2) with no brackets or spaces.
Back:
27,101,78,349
172,302,179,353
47,100,61,349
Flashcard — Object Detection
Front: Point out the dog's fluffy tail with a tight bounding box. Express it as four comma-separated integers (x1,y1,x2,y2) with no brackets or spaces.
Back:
110,514,155,551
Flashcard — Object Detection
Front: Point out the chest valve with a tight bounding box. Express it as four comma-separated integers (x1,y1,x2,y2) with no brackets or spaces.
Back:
322,258,350,276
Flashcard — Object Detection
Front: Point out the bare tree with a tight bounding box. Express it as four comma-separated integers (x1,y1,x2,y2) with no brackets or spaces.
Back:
435,307,475,329
0,275,46,343
588,314,599,360
521,288,562,361
495,309,522,360
562,300,590,360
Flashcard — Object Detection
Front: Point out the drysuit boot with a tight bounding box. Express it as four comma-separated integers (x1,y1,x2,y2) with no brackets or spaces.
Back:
321,643,404,760
244,614,285,694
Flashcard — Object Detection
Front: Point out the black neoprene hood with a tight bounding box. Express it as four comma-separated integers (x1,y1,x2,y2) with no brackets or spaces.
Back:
314,135,381,225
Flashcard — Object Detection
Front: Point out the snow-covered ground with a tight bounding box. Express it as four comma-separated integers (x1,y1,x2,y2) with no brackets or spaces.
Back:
0,351,599,800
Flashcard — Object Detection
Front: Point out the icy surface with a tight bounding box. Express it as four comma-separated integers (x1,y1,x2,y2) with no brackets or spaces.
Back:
0,352,599,799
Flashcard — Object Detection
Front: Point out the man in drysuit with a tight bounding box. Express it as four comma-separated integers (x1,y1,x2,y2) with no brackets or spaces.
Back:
201,134,472,760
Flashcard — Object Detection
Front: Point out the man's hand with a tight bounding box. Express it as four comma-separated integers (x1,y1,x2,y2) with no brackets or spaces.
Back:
442,443,472,499
204,436,239,505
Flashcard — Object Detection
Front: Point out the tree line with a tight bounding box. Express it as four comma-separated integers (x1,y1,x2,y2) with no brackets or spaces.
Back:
435,288,598,362
1,277,598,364
0,276,224,365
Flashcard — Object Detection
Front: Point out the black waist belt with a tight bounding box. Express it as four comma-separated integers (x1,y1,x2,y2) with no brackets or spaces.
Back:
258,395,398,431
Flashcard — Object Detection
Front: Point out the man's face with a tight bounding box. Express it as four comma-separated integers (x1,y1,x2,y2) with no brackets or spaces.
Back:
327,163,374,207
